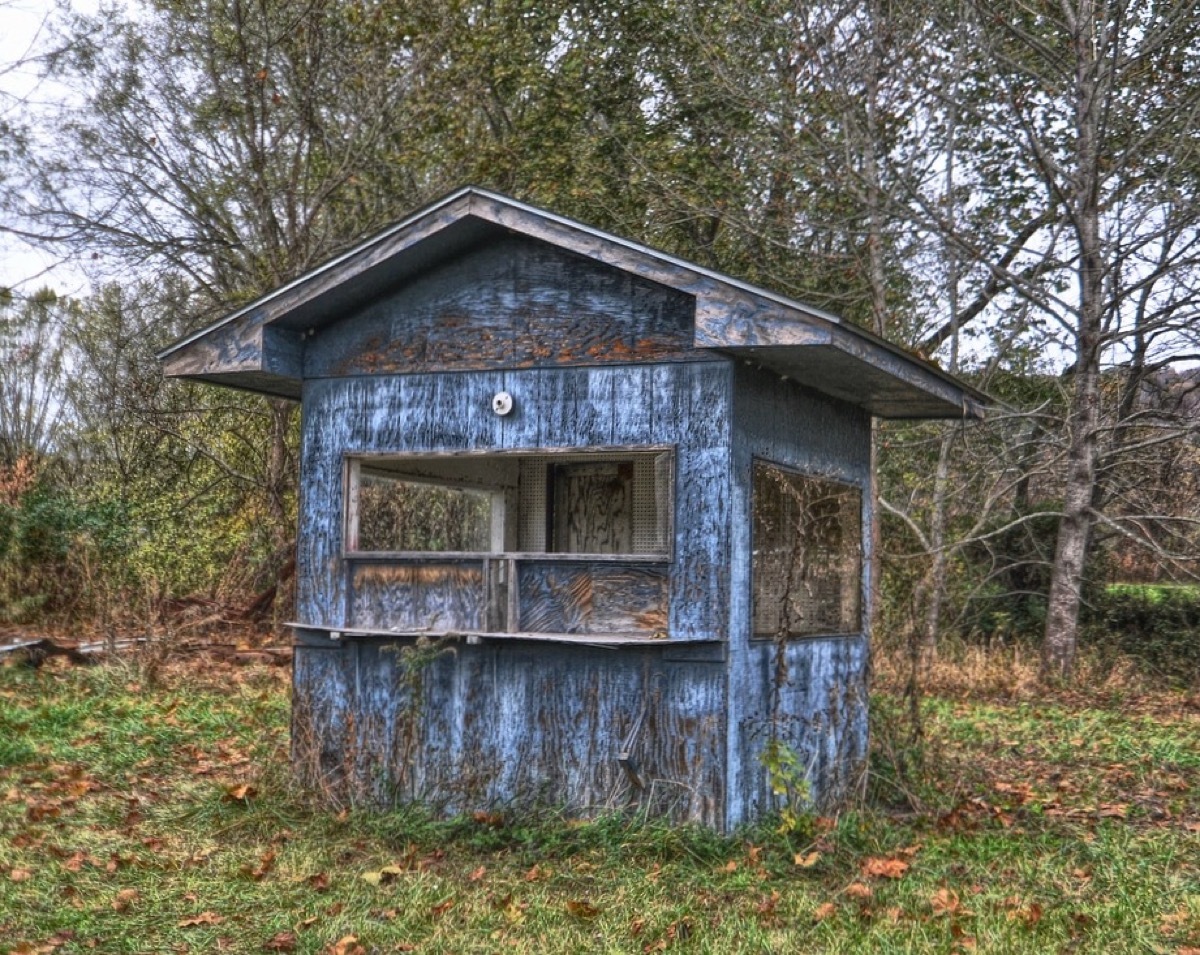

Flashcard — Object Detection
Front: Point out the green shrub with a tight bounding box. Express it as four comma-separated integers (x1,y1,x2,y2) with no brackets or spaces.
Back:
1084,584,1200,682
0,484,135,623
0,502,13,562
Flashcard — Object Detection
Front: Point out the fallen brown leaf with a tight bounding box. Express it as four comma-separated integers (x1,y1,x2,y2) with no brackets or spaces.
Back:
327,936,365,955
111,888,139,912
9,868,32,882
263,932,297,952
1015,902,1044,927
242,849,276,881
756,890,780,917
845,882,873,900
224,783,258,802
178,912,225,928
794,851,821,868
566,899,600,919
467,865,487,882
813,902,838,922
861,857,909,879
930,888,969,917
306,872,329,892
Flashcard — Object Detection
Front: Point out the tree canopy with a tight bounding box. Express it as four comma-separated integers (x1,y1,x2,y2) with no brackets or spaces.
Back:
0,0,1197,681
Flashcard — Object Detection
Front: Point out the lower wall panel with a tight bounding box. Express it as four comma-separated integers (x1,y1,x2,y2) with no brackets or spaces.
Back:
728,635,869,828
292,638,728,827
517,563,668,634
350,563,485,631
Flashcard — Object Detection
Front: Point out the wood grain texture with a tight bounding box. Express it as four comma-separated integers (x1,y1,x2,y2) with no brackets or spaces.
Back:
727,635,868,826
291,643,356,797
551,461,633,554
517,562,668,634
161,312,302,385
722,368,873,826
349,562,485,632
291,637,728,827
303,236,699,378
295,362,732,643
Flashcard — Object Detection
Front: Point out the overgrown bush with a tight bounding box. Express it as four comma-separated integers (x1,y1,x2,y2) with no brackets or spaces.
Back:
1083,584,1200,682
0,480,135,624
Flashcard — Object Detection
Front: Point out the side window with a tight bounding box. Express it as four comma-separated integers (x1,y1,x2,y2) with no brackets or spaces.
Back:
752,461,862,638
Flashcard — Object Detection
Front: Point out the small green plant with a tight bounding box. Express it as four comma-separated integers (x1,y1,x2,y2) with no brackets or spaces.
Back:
760,738,812,835
385,634,455,700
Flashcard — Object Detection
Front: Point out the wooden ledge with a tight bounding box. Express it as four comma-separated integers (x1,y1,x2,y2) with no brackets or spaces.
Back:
286,623,708,648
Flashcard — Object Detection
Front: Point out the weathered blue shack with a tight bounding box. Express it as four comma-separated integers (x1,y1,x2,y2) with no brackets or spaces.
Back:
160,187,985,830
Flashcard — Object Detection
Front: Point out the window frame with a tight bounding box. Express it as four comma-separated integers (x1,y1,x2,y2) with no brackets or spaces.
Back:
342,447,676,562
749,458,865,641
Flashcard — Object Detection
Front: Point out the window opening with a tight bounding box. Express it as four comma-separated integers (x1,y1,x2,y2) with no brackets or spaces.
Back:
752,461,862,637
347,450,672,558
355,471,495,552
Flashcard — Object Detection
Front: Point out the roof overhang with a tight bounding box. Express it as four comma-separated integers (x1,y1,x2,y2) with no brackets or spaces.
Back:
159,186,988,420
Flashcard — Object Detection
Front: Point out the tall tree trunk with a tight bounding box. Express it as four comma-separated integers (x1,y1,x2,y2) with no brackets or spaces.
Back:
1041,351,1100,678
921,20,966,668
1041,0,1105,680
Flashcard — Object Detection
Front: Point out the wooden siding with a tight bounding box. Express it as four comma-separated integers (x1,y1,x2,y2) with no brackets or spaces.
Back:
517,562,668,635
724,365,872,825
349,562,486,632
729,636,869,822
296,362,732,643
304,236,699,378
291,362,871,829
292,637,727,827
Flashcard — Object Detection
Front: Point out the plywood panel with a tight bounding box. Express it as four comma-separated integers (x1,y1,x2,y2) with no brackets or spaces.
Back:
724,636,868,828
304,236,699,379
518,563,668,635
291,638,727,827
350,562,485,632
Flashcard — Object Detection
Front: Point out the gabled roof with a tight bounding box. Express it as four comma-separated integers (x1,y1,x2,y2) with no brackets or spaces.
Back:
159,186,987,419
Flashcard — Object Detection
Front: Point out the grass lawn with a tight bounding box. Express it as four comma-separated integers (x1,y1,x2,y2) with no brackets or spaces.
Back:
0,653,1198,954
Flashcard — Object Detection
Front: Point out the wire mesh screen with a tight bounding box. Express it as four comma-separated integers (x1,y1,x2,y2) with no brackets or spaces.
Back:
517,452,671,555
752,462,862,637
518,457,549,552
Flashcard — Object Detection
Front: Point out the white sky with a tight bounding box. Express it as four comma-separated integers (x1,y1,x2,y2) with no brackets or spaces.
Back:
1,0,96,298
